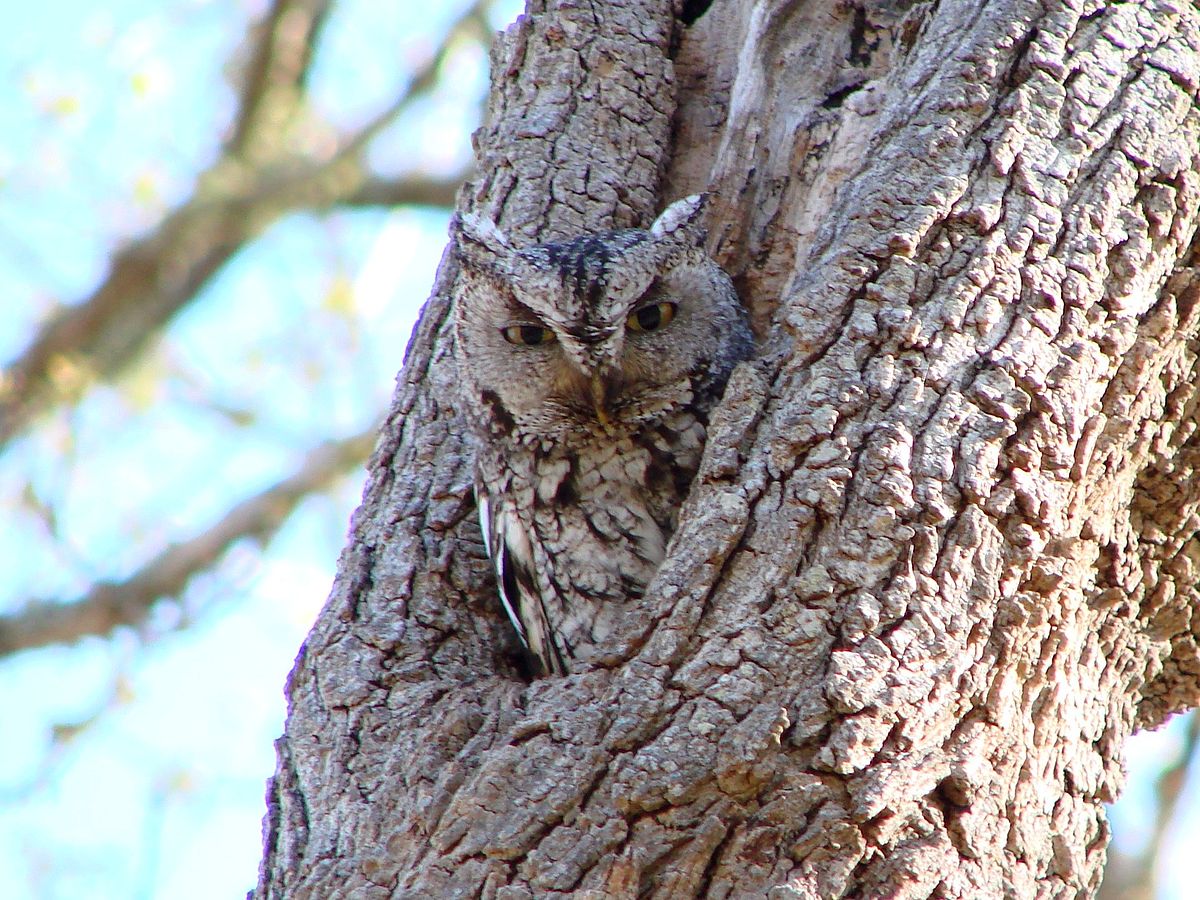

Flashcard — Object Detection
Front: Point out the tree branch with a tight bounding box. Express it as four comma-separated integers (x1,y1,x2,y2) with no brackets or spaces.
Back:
1143,713,1200,896
0,428,376,657
339,171,466,208
227,0,336,158
1099,711,1200,900
0,0,492,452
320,0,494,166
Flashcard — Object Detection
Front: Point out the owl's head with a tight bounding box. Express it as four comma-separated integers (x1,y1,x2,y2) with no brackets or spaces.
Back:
451,195,750,441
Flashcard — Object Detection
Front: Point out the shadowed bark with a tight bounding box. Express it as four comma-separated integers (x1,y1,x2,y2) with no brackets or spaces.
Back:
257,1,1200,897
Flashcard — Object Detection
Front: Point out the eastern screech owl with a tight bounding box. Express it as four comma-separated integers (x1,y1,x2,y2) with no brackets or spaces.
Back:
451,195,753,676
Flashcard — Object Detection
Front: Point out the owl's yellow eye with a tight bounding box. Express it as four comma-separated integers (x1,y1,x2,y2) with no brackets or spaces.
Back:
626,301,677,333
501,324,556,346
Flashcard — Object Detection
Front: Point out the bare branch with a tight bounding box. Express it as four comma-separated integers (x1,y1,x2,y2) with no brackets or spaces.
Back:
1098,712,1200,900
0,0,493,452
340,171,466,208
0,199,250,446
227,0,336,157
0,428,376,657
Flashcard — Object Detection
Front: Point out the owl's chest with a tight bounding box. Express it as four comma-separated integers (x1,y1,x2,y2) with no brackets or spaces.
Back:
478,416,708,618
480,415,700,542
511,442,677,589
500,415,706,530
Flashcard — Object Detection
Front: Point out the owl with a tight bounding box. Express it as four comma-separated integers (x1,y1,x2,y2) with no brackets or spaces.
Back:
451,195,753,676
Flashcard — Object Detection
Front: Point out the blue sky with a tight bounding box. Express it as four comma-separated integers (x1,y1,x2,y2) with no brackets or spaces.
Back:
0,1,1194,897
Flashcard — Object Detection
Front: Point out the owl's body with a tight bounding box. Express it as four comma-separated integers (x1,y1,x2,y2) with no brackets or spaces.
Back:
452,196,753,676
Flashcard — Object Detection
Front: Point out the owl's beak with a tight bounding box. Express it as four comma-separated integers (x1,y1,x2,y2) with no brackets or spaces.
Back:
590,373,614,432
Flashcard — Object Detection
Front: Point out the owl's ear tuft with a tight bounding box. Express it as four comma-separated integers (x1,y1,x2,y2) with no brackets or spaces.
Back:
650,194,709,247
451,212,512,276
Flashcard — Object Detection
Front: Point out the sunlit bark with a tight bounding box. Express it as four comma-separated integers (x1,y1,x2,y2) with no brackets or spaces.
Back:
259,1,1200,896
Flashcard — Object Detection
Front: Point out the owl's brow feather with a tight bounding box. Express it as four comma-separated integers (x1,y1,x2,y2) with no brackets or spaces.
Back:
522,230,649,320
502,296,549,321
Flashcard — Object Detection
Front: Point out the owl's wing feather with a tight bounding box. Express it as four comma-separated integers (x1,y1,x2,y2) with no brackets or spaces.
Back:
477,490,524,644
478,485,568,676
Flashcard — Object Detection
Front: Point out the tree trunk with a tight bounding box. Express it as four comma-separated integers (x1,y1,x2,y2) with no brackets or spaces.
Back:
255,0,1200,897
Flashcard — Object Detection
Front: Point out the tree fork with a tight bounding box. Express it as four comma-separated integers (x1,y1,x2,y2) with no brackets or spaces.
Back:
256,1,1200,897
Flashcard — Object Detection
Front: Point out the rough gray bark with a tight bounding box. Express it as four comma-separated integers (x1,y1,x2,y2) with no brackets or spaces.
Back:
256,0,1200,897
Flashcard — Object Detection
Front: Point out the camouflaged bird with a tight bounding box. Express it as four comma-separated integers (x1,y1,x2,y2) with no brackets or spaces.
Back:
451,195,753,676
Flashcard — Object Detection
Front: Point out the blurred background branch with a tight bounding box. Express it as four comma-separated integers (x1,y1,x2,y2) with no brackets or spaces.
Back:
0,427,375,656
1100,710,1200,900
0,0,491,451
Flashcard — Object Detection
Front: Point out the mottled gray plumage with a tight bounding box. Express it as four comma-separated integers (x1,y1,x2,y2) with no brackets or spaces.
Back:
451,195,753,676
